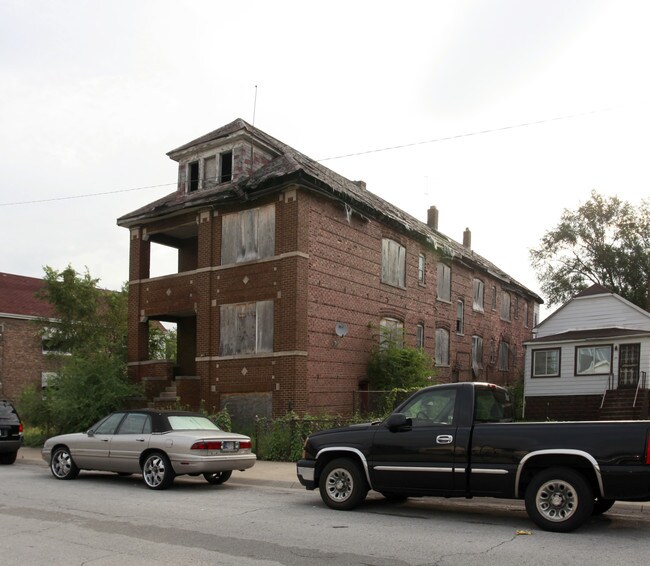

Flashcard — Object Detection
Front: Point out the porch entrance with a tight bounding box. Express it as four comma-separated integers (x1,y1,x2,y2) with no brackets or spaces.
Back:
618,343,640,388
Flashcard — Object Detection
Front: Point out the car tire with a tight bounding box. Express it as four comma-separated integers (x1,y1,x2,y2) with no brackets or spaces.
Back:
525,467,594,532
592,497,615,515
203,470,232,485
142,452,175,490
50,446,80,480
0,451,17,465
319,458,368,511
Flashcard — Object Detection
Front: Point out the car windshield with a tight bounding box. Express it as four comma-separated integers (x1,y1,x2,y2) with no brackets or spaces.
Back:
168,415,220,431
0,401,17,417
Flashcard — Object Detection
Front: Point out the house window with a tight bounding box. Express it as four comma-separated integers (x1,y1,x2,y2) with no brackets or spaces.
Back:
221,204,275,265
381,239,406,288
219,300,274,356
379,317,404,348
220,150,233,183
456,300,464,334
532,348,561,377
575,345,612,376
491,285,497,310
498,341,509,371
472,279,484,312
472,335,483,375
500,290,511,321
42,328,69,355
514,296,519,319
188,161,200,192
418,254,426,285
416,323,425,350
41,372,57,390
435,328,450,366
436,263,451,302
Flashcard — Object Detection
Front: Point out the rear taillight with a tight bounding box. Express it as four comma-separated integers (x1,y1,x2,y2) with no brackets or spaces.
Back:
646,434,650,465
191,441,222,451
19,423,24,434
239,440,252,450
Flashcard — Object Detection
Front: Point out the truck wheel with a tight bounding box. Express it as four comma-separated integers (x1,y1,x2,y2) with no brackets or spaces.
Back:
319,458,368,511
592,498,615,515
525,467,594,532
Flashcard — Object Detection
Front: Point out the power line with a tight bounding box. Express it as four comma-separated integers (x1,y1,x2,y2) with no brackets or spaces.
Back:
0,182,176,207
317,106,614,161
0,104,627,207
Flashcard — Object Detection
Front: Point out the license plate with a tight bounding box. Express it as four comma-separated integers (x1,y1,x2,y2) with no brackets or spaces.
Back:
221,441,238,452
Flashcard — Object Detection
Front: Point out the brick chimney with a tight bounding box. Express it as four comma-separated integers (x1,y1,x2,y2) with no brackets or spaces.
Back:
463,228,471,249
427,206,439,230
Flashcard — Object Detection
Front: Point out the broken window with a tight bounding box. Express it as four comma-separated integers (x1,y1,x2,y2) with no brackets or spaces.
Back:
416,323,425,350
418,253,426,284
221,204,275,265
381,238,406,288
456,300,464,334
472,279,484,312
472,335,484,373
219,300,274,356
188,161,199,192
220,151,233,183
436,263,451,302
435,328,449,366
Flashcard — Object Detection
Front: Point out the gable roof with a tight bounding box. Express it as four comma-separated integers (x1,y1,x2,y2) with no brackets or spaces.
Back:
0,273,55,320
118,119,543,303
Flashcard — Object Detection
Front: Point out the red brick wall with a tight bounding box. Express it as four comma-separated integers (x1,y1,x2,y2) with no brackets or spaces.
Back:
0,318,63,401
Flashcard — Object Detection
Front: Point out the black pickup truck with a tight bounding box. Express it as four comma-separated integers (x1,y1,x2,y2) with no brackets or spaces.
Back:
296,382,650,532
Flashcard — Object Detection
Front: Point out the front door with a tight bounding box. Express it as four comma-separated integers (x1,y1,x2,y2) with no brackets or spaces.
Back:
618,343,640,388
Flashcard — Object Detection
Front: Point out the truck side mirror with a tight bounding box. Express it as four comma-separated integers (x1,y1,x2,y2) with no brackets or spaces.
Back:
385,413,411,431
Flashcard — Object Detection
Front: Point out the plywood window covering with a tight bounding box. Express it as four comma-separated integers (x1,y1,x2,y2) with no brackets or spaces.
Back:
436,263,451,302
379,317,404,348
435,328,450,366
381,238,406,288
500,290,511,321
221,204,275,265
219,300,274,356
472,279,484,312
498,341,509,371
203,156,217,186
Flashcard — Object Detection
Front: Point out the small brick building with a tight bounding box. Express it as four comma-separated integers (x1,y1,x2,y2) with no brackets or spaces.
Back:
118,119,542,422
0,273,61,401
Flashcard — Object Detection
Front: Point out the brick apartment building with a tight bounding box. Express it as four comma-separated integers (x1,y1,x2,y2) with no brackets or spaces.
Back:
0,273,61,401
117,119,542,422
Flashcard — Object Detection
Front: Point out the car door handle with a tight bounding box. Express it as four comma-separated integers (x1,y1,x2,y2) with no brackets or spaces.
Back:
136,438,145,442
436,435,453,444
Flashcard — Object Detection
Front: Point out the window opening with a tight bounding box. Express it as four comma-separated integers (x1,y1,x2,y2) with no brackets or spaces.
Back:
220,151,233,183
188,161,199,192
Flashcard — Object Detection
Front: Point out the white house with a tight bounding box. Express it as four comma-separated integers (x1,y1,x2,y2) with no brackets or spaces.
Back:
523,284,650,421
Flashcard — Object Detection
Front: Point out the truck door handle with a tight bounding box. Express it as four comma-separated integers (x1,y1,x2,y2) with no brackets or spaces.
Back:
436,435,453,444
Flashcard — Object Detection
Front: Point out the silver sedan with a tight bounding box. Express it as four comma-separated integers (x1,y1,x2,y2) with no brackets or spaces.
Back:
41,409,256,489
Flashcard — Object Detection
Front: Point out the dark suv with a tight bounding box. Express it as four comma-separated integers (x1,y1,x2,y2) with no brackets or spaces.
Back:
0,399,23,464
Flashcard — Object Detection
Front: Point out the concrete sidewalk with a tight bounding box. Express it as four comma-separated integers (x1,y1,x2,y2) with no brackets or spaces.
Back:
16,446,302,489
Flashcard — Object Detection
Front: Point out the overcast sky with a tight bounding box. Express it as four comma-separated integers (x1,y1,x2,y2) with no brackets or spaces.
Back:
2,1,649,320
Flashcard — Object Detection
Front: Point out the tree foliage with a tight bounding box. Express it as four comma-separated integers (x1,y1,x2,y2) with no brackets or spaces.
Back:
19,266,140,434
367,327,436,391
530,191,650,308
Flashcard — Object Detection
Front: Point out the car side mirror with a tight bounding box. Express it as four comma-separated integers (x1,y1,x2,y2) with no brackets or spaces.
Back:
86,429,94,437
385,413,411,431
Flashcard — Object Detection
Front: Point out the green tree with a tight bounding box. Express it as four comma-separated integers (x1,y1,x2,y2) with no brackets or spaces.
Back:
19,266,140,434
367,326,435,391
530,191,650,308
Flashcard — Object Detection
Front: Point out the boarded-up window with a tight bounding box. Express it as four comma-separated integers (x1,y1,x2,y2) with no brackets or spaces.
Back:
379,317,403,349
500,291,511,321
498,341,509,371
472,279,484,312
219,300,274,356
436,263,451,302
435,328,449,366
472,335,483,374
381,239,406,288
221,204,275,265
204,156,217,185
